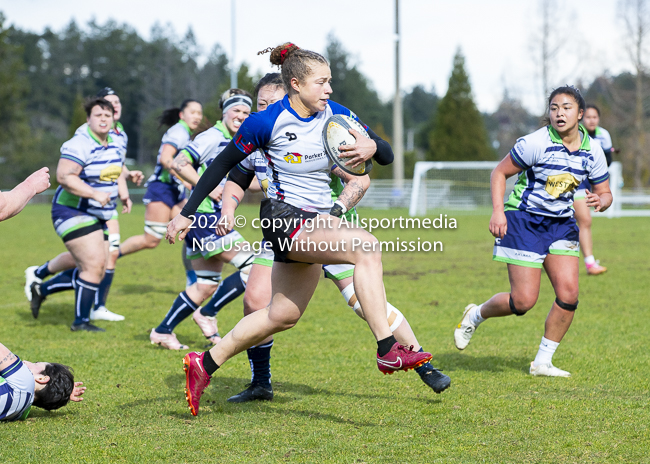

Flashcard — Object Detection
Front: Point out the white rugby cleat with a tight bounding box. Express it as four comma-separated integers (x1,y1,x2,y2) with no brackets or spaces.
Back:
24,266,41,302
454,304,478,350
529,362,571,377
91,306,125,321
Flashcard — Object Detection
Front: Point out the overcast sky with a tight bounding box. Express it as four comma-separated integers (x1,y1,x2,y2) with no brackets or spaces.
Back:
2,0,630,114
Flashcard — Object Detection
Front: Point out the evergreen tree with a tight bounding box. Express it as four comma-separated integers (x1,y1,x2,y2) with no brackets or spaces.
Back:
427,49,495,161
0,14,47,189
324,34,391,133
68,92,86,137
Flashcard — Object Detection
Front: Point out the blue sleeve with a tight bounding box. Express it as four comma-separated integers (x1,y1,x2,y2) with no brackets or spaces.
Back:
328,101,370,132
234,110,276,155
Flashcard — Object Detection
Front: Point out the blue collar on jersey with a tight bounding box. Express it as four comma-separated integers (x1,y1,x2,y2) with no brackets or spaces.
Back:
548,124,591,151
282,94,319,123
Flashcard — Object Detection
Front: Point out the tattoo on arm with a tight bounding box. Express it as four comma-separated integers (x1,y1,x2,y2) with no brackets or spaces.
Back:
337,179,366,210
0,351,17,367
231,194,241,207
172,153,190,172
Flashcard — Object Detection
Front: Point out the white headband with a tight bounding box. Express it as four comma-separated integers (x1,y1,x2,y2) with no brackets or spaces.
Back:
222,95,252,114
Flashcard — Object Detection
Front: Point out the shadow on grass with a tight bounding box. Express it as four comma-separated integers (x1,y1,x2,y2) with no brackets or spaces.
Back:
163,374,443,407
17,302,73,327
435,351,530,373
120,284,182,296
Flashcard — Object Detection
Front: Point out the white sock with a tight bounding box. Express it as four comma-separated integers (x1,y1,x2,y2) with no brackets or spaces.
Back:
534,337,560,366
469,304,485,327
584,255,596,265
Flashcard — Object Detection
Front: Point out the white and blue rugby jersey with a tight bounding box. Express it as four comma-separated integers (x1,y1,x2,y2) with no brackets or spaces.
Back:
54,126,123,220
0,358,35,422
75,122,128,163
591,126,613,152
236,150,271,198
148,121,192,185
233,95,366,214
182,120,232,213
505,125,609,217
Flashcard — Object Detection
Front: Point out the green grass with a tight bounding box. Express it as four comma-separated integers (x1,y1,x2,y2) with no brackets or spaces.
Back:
0,205,648,463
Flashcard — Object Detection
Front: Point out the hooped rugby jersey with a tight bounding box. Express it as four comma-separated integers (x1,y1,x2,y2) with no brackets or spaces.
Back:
0,358,35,422
75,122,128,162
590,126,613,153
505,125,609,217
148,120,192,185
232,95,366,214
181,120,231,213
53,126,123,220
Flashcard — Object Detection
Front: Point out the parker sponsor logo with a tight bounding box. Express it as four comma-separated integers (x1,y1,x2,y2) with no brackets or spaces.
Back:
545,173,579,198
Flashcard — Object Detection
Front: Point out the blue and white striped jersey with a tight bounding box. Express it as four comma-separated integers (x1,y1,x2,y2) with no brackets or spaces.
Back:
591,126,613,152
181,120,231,213
233,95,364,214
148,121,193,185
53,126,123,220
0,358,34,422
75,122,128,163
505,125,609,217
237,150,271,198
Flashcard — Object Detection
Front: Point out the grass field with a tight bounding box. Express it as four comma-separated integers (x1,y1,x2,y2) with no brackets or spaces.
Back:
0,204,648,463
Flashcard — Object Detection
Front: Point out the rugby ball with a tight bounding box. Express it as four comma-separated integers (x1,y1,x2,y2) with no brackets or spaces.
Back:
322,114,373,176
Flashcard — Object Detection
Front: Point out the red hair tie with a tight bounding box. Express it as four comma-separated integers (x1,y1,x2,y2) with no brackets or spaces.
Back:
280,44,298,64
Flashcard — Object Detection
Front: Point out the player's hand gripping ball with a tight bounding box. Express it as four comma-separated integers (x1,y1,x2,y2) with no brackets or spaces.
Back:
322,115,373,176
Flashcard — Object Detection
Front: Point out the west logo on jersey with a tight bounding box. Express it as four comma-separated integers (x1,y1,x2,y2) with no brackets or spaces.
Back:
99,165,122,182
285,132,297,141
545,173,580,198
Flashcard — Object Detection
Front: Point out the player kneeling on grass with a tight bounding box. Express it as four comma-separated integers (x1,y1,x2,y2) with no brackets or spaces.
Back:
454,86,612,377
0,342,85,422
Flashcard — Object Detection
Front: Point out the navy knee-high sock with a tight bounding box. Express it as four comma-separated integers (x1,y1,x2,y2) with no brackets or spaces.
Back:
73,277,99,325
415,347,434,375
155,291,198,334
247,340,273,386
41,269,76,297
34,261,53,280
200,272,245,317
95,269,115,309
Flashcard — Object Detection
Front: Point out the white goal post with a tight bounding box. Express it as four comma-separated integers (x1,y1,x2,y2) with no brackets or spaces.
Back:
409,161,649,218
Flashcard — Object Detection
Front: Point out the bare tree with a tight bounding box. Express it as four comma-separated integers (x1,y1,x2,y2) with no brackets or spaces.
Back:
530,0,579,112
620,0,650,190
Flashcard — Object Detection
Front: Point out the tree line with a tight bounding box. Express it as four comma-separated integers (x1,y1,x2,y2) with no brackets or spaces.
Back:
0,13,648,189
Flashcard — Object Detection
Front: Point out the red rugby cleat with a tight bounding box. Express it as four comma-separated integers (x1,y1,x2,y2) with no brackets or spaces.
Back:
183,351,212,416
377,343,432,375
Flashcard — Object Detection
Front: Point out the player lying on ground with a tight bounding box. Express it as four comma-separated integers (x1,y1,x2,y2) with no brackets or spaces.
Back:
0,342,85,422
167,43,434,416
454,85,612,377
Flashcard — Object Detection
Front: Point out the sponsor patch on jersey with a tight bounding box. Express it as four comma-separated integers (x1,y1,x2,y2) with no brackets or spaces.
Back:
99,165,122,182
545,173,580,198
284,153,302,163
